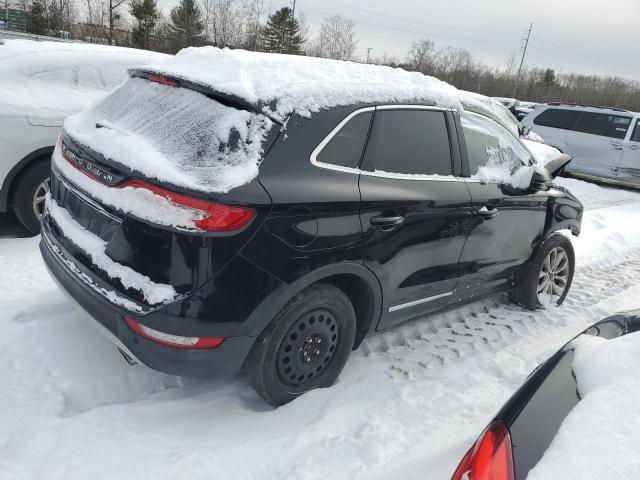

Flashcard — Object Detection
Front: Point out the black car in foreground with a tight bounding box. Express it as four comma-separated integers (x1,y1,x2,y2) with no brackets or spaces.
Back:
451,310,640,480
40,50,583,405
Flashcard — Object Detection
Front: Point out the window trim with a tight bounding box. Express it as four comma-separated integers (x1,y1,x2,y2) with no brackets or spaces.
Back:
310,104,462,182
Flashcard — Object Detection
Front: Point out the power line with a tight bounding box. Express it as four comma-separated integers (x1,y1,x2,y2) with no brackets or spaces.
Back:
300,4,520,46
318,0,521,35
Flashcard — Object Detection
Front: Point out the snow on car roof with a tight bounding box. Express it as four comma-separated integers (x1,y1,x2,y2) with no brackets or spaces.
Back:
137,47,466,122
0,40,169,117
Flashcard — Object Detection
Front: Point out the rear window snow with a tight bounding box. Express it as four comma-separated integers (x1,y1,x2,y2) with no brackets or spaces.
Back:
64,77,273,194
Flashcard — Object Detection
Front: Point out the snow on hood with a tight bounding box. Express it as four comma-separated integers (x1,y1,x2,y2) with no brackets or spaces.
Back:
527,332,640,480
0,40,169,118
522,139,565,166
136,47,463,121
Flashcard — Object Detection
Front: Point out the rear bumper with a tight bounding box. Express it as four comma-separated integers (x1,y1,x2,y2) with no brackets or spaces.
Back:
40,231,256,379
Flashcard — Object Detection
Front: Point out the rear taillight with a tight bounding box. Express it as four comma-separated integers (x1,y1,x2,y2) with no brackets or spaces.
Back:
452,421,514,480
124,317,224,349
118,179,255,232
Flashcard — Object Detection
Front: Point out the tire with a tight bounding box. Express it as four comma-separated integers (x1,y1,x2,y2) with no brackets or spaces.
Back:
12,160,51,235
246,283,357,406
511,234,575,311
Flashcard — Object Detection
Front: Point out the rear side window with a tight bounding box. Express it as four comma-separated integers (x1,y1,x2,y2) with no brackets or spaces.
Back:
316,111,372,169
574,112,632,139
362,109,452,176
631,121,640,143
533,108,580,130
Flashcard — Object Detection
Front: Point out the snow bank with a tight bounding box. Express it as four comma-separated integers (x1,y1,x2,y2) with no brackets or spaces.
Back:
0,40,168,118
527,332,640,480
45,195,177,305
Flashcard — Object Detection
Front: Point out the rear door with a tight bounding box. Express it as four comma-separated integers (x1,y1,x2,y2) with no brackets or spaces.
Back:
358,106,473,329
565,111,632,178
456,111,548,295
617,117,640,183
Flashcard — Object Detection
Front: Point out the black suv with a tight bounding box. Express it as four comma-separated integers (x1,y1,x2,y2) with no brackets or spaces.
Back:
41,63,583,406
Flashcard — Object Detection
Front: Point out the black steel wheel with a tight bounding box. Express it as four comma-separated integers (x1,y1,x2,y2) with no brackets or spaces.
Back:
246,283,357,406
276,308,340,387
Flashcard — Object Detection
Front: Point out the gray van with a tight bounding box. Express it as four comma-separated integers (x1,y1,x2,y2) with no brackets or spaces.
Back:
522,103,640,187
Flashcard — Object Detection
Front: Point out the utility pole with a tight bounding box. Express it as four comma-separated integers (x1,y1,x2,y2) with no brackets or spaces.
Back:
514,23,533,97
366,47,372,64
291,0,295,19
4,0,9,31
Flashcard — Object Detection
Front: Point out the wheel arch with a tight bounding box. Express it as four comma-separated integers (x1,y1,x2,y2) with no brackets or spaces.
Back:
0,146,54,211
244,262,383,350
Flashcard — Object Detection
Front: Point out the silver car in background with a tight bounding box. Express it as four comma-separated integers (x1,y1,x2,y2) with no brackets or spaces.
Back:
522,103,640,187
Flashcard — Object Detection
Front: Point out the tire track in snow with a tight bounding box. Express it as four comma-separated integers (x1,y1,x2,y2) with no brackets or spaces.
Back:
358,244,640,380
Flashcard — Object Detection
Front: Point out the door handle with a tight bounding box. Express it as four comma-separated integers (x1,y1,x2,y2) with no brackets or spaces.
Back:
629,144,640,151
478,206,499,218
370,215,405,228
611,140,623,150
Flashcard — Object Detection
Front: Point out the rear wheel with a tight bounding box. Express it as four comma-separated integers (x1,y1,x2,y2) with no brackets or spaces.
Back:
511,234,575,310
246,283,356,406
12,160,51,235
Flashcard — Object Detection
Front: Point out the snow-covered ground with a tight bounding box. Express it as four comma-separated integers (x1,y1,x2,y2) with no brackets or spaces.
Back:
1,177,640,480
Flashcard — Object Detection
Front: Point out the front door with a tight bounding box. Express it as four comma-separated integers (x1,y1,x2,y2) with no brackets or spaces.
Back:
456,111,548,297
358,106,473,329
565,111,631,179
617,118,640,183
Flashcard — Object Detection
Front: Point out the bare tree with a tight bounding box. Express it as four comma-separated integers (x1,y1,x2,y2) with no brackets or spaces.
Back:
407,39,436,73
308,14,357,61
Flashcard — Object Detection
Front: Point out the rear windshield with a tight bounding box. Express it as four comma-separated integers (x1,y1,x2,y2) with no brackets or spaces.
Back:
63,77,274,194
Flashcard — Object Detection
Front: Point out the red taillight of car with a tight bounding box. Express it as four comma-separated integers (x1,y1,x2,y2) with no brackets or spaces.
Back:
147,74,177,86
452,421,514,480
118,179,255,232
124,317,224,349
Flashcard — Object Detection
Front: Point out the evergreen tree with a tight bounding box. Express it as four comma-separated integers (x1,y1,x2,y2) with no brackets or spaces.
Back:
170,0,204,49
131,0,160,49
28,0,48,35
261,7,303,54
543,68,557,89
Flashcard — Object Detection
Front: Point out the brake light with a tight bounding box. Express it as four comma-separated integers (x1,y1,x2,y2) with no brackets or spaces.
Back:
147,74,177,86
124,317,224,349
452,421,514,480
118,179,255,232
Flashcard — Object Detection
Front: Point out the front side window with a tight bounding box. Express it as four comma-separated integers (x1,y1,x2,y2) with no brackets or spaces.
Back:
461,112,532,176
533,108,581,130
362,109,453,176
316,111,372,169
574,112,632,140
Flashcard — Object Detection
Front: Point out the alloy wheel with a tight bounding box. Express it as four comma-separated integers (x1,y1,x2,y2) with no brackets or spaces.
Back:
32,177,50,220
537,246,569,306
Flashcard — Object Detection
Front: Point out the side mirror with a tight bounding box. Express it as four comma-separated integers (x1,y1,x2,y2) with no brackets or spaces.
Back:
520,125,531,136
530,154,572,191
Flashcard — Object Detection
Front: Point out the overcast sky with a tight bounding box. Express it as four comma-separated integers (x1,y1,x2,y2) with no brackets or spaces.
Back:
159,0,640,81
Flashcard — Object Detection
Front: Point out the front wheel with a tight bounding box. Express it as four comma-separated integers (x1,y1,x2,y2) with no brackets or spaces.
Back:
246,283,356,406
511,234,575,310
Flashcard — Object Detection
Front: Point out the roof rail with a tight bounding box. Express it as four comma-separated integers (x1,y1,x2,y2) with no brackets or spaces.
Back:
546,102,630,113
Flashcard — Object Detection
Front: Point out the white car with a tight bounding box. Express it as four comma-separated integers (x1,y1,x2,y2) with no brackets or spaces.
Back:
522,103,640,188
0,40,169,233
